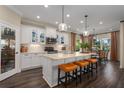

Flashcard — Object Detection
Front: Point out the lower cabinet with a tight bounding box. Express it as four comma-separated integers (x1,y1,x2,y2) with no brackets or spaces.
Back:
21,53,43,70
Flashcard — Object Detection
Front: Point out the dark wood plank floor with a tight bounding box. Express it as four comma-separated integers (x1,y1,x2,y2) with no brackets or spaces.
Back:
0,61,124,88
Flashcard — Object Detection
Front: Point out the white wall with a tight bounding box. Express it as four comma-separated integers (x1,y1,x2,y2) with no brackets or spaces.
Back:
116,31,120,61
0,6,21,74
0,6,21,28
120,22,124,68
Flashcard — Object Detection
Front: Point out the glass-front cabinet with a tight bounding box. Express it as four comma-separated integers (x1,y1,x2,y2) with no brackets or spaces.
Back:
1,26,15,73
0,22,18,80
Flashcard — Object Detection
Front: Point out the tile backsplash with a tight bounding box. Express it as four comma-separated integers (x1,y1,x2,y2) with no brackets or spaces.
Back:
28,44,43,53
21,43,70,53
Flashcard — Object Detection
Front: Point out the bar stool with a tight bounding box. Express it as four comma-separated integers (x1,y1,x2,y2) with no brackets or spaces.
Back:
86,58,98,75
73,60,89,82
58,63,78,87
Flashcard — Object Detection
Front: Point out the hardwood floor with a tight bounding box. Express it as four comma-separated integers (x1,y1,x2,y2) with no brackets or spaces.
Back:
0,68,49,88
0,61,124,88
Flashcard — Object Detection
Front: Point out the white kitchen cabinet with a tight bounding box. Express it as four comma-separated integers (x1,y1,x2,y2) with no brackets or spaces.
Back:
46,26,57,38
21,54,32,70
21,25,32,43
39,56,44,66
31,54,42,67
21,53,43,70
56,31,69,45
21,24,45,44
64,33,69,45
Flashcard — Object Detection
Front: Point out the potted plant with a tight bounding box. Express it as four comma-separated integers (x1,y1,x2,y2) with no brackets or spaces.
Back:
81,42,89,53
76,39,81,51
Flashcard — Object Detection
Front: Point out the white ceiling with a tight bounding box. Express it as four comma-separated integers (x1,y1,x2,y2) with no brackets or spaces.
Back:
8,5,124,34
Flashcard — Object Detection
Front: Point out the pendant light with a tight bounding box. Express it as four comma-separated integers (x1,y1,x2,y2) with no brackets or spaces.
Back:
58,5,67,32
93,28,96,39
83,15,89,36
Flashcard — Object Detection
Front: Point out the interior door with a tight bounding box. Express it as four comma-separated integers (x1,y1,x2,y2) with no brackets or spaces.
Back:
0,23,19,81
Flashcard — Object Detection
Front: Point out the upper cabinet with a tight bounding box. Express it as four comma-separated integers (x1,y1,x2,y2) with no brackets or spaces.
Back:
56,31,70,45
21,24,70,45
46,26,57,38
21,25,31,43
21,24,45,44
63,33,70,45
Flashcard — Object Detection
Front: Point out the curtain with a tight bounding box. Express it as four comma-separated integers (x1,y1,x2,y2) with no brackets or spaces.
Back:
80,34,84,43
111,32,118,61
71,32,76,51
88,35,93,51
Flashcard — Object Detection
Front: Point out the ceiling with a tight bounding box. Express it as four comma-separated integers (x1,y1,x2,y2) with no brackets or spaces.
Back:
8,5,124,34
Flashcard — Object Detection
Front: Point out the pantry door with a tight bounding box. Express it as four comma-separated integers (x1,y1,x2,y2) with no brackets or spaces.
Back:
0,22,20,81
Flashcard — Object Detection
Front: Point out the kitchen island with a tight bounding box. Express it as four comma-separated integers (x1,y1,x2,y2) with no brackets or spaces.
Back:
42,52,94,87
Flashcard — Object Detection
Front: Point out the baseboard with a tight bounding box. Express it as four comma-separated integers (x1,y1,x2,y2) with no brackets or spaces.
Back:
43,76,57,88
21,65,42,71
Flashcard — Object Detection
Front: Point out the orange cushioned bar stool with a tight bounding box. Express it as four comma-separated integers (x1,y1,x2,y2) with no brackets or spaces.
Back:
73,60,89,82
58,63,78,87
86,58,98,75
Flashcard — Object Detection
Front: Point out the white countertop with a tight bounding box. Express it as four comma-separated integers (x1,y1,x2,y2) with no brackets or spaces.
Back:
21,52,46,55
43,52,95,60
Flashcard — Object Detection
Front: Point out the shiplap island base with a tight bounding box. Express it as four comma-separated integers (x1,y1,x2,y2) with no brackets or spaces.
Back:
42,52,94,87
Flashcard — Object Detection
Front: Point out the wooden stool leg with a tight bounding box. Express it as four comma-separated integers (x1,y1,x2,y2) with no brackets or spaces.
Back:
85,66,88,79
80,67,82,83
87,64,90,79
65,72,68,88
91,63,93,76
84,66,87,79
87,64,90,73
73,71,75,76
68,72,71,82
96,62,98,73
58,68,60,85
84,67,86,74
75,69,77,87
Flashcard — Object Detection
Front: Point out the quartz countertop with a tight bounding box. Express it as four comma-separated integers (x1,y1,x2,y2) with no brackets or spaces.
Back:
43,52,95,60
21,52,46,55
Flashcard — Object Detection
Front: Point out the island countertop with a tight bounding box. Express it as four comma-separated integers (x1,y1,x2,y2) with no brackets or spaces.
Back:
42,52,95,60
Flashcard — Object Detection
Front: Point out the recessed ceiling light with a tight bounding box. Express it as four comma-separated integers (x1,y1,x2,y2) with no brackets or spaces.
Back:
80,20,83,23
68,25,71,28
55,21,58,24
66,14,70,18
99,21,103,24
44,5,48,8
37,16,40,19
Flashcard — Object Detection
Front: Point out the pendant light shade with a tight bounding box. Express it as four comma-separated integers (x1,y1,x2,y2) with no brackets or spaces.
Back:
58,23,67,31
58,5,67,32
83,31,89,36
93,28,96,39
83,15,89,36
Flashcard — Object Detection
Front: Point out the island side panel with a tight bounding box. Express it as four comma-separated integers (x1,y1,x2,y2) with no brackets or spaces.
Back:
42,57,53,87
52,59,65,87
